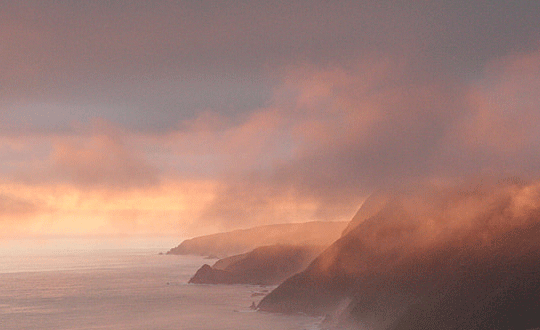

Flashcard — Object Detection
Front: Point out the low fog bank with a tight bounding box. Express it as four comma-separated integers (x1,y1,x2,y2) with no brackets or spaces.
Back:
259,179,540,329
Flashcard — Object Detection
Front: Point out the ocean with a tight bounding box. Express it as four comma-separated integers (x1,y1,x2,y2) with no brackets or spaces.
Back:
0,239,323,330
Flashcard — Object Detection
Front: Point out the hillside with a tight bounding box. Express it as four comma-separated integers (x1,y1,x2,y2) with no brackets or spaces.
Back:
188,245,325,285
258,181,540,329
167,221,348,258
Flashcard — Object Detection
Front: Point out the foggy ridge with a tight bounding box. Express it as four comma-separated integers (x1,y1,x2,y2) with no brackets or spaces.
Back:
166,221,348,258
259,180,540,329
188,244,325,286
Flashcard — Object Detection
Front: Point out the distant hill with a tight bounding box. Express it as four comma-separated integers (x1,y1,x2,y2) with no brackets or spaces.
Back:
259,181,540,329
166,221,348,258
188,245,325,286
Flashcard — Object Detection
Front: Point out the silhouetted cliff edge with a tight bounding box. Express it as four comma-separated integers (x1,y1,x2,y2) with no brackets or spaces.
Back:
167,221,347,258
189,245,324,285
258,181,540,330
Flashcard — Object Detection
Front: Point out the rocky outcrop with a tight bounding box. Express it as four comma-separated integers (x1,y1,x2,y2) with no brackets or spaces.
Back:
189,245,325,285
189,264,236,284
258,181,540,330
167,221,348,258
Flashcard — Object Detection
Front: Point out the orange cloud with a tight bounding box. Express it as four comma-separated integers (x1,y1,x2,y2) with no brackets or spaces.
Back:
0,193,42,237
0,178,218,238
461,50,540,153
153,107,294,177
50,120,159,189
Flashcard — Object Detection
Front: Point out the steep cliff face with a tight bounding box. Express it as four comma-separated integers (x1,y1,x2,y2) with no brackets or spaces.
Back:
258,181,540,329
189,245,325,285
167,221,348,258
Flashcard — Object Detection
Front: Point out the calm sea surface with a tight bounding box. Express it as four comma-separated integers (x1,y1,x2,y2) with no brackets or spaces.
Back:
0,240,323,330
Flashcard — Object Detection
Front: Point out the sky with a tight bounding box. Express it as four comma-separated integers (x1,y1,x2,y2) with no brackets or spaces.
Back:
1,1,540,239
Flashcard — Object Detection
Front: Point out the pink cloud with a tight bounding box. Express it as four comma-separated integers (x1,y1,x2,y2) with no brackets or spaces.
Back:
51,120,159,189
195,50,540,230
456,49,540,170
0,194,39,217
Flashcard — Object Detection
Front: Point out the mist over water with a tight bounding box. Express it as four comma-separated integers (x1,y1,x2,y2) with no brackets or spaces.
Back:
0,239,322,330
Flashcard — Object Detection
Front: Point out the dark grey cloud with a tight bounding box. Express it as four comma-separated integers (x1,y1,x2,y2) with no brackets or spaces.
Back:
2,1,539,134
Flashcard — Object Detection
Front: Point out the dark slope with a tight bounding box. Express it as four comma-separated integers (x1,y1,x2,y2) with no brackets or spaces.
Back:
167,221,348,258
189,245,325,285
389,219,540,330
258,182,540,329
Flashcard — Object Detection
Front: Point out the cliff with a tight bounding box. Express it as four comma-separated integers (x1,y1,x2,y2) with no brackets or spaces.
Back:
167,221,348,258
189,245,325,285
258,181,540,329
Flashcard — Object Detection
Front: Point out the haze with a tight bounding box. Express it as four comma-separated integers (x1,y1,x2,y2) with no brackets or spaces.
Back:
2,1,540,240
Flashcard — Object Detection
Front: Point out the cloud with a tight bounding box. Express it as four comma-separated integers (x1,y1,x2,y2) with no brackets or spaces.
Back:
2,2,540,236
461,51,540,150
0,192,43,238
50,120,159,189
0,194,39,217
3,49,540,234
2,1,539,134
195,59,463,225
195,49,540,230
0,178,218,238
158,108,294,176
450,50,540,178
